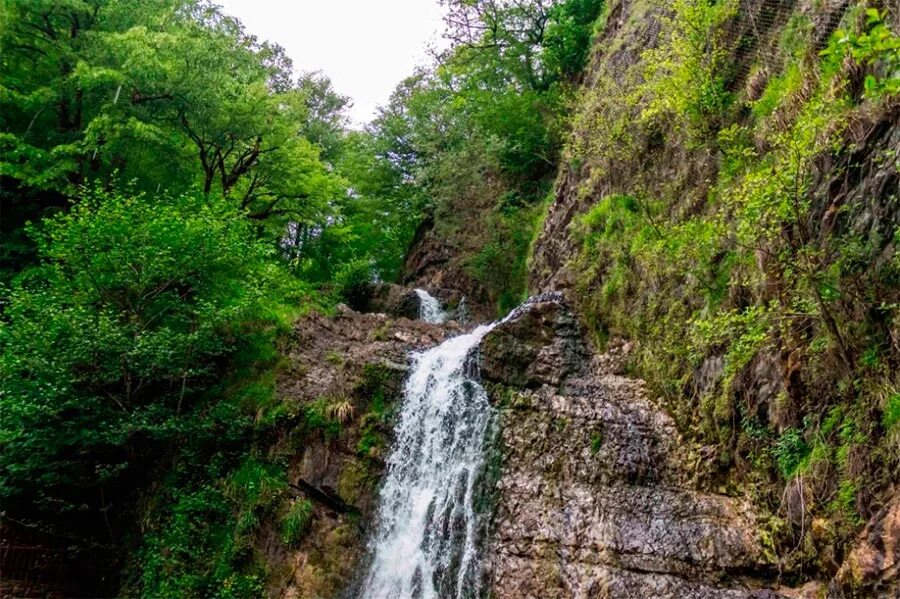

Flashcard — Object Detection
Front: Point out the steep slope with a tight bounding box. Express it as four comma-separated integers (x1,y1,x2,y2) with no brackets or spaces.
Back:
480,297,798,597
519,0,899,595
259,308,454,597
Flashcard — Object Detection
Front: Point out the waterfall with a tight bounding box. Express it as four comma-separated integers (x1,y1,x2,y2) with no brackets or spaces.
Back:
360,323,498,599
415,289,448,324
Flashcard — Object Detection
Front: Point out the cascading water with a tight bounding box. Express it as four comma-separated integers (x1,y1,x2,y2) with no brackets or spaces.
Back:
360,323,498,599
415,289,448,324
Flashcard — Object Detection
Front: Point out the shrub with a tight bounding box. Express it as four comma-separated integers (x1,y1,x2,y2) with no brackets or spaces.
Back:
333,258,374,310
281,499,314,548
774,428,811,479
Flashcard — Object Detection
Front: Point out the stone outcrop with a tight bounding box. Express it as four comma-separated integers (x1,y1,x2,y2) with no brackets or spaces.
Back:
361,283,422,319
834,492,900,597
349,282,468,322
267,307,458,598
480,296,790,598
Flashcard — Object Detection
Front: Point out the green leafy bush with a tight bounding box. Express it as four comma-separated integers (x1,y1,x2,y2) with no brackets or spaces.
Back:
333,258,375,310
821,7,900,99
773,428,811,478
135,482,266,598
640,0,738,139
0,184,295,556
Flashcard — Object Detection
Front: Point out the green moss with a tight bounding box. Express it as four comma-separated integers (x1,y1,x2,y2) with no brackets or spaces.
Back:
325,350,344,365
370,321,391,341
337,460,370,505
830,479,861,523
354,363,397,459
472,422,503,516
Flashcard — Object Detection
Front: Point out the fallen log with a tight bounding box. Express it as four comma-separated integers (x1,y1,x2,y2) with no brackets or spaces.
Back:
289,478,360,515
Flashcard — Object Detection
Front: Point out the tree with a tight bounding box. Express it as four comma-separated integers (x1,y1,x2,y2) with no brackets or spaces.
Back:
296,71,352,162
0,0,344,243
0,184,295,549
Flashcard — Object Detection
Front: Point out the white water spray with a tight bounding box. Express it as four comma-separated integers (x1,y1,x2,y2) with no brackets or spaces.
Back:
415,289,448,324
360,323,498,599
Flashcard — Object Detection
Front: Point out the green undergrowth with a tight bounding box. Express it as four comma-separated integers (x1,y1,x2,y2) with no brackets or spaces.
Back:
567,0,900,577
467,191,554,315
125,317,305,597
128,347,401,597
281,499,314,549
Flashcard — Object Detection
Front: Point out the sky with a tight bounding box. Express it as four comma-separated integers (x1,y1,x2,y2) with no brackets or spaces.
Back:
216,0,447,125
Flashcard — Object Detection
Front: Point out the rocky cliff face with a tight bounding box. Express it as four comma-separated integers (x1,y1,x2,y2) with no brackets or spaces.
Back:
479,297,789,598
510,0,899,596
529,0,894,293
300,2,899,597
479,296,898,597
274,296,897,597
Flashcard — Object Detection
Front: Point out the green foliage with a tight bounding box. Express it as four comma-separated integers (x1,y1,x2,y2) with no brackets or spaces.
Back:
136,482,267,599
572,194,654,309
305,398,344,439
0,186,296,529
356,363,395,460
466,198,549,314
692,305,773,379
332,258,375,309
0,0,342,227
773,428,811,478
752,63,804,120
832,479,859,519
821,7,900,98
370,0,605,311
567,0,900,574
280,500,314,548
226,458,288,511
884,394,900,431
640,0,738,139
0,0,416,288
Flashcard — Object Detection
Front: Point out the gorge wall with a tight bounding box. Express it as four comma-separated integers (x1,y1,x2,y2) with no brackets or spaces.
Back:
480,296,793,597
494,0,899,596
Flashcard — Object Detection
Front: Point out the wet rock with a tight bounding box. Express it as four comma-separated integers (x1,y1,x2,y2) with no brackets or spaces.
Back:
269,306,453,597
351,283,471,323
361,283,421,319
834,492,900,597
480,296,589,389
482,298,784,598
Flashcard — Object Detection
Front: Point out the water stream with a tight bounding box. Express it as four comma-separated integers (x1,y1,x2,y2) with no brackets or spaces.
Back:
415,289,448,324
359,322,498,599
360,294,558,598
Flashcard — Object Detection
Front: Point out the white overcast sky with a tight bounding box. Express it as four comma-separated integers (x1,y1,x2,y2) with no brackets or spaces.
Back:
216,0,447,125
